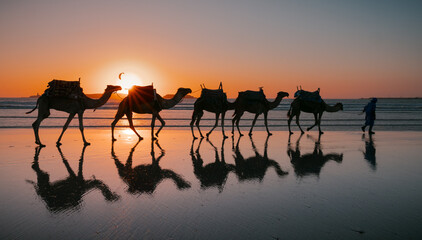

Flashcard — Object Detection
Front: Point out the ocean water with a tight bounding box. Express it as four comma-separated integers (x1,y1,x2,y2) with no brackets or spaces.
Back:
0,97,421,131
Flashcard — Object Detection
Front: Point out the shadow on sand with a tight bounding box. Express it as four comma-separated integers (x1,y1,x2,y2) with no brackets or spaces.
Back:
231,135,288,182
111,140,191,195
362,133,376,171
190,137,235,192
287,133,343,178
27,145,120,213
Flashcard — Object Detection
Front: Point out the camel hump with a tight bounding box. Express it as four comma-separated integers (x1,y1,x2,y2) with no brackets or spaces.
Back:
128,85,158,109
45,79,83,99
239,90,266,102
294,89,322,103
199,88,227,99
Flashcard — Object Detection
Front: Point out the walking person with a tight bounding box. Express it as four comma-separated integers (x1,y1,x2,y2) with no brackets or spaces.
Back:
361,98,377,134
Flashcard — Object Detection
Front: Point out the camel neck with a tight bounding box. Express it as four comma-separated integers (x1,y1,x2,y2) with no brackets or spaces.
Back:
83,91,112,109
268,95,284,110
159,91,185,109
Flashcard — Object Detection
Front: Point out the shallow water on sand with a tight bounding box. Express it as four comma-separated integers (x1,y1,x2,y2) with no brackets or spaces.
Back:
1,129,422,239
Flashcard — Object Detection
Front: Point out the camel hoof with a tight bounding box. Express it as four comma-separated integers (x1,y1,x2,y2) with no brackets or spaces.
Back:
84,142,91,146
152,137,157,140
289,132,293,135
112,138,117,142
301,131,305,134
193,136,198,140
239,133,244,137
319,132,324,135
56,142,62,146
268,133,273,136
139,136,144,140
37,143,46,147
248,133,253,136
223,135,228,139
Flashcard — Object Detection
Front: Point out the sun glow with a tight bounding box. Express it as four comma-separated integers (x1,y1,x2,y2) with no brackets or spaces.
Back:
117,72,143,94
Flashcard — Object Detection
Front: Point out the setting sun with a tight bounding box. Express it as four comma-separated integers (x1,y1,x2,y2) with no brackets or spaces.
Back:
117,72,143,94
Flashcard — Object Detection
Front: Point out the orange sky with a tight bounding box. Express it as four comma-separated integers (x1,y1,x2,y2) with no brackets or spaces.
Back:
0,1,421,98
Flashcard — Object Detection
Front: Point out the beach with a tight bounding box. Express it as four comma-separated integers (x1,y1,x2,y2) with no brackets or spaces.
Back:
1,128,422,239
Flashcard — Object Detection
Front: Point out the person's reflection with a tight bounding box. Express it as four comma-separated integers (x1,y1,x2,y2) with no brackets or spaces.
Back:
287,133,343,178
190,138,235,192
112,140,191,195
232,136,288,182
362,134,376,171
27,146,120,213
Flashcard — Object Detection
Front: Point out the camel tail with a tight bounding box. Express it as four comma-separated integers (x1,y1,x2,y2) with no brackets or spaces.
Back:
26,98,39,114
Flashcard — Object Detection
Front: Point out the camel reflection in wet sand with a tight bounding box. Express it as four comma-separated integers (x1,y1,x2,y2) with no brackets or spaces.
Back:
112,140,191,195
287,133,343,178
27,146,120,213
362,134,376,171
190,138,235,192
232,136,288,182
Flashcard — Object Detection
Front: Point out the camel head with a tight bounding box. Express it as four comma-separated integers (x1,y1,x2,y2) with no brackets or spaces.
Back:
177,87,192,96
277,91,289,98
105,85,122,93
336,103,344,111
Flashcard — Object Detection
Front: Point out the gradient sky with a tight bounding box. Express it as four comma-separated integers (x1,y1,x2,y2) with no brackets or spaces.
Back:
0,0,421,98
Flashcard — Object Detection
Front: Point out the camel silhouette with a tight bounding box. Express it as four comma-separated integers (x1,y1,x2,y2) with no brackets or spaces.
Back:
232,135,288,182
232,89,289,136
111,87,191,141
287,133,343,178
190,138,235,192
190,83,235,139
26,85,121,146
287,89,343,135
111,140,191,195
26,145,120,213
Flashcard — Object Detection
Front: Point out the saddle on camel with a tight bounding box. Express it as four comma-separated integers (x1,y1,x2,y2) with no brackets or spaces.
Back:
45,79,84,99
294,87,322,103
128,84,159,110
198,82,228,107
237,87,267,106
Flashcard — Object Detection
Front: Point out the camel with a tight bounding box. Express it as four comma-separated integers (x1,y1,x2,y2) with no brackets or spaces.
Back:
190,83,234,139
111,140,191,195
287,97,343,135
287,133,343,178
232,135,288,182
232,90,289,136
26,85,122,146
27,145,120,212
111,87,192,141
190,138,235,192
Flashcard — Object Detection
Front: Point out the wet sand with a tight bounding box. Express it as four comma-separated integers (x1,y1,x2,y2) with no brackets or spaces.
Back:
1,128,422,239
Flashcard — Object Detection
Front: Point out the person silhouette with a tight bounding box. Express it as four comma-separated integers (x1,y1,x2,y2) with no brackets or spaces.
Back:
361,98,377,134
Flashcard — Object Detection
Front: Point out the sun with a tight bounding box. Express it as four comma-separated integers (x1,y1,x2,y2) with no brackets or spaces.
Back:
117,72,143,94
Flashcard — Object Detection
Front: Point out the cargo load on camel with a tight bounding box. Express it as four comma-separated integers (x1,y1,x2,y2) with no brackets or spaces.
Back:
237,88,267,105
44,79,84,99
198,82,228,107
294,88,322,103
128,85,158,110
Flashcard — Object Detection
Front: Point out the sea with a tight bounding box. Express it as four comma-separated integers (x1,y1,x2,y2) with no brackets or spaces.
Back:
1,97,422,131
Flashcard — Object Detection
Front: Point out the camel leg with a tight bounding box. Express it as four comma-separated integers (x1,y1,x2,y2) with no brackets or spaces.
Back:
318,112,324,134
287,114,294,135
190,111,198,139
155,113,166,137
263,111,272,136
307,113,318,131
127,112,143,140
235,111,244,136
231,113,236,135
151,114,157,140
221,111,228,139
206,112,220,138
295,112,305,134
32,108,50,147
77,112,90,146
249,113,259,136
195,110,204,138
56,113,76,146
111,105,126,141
